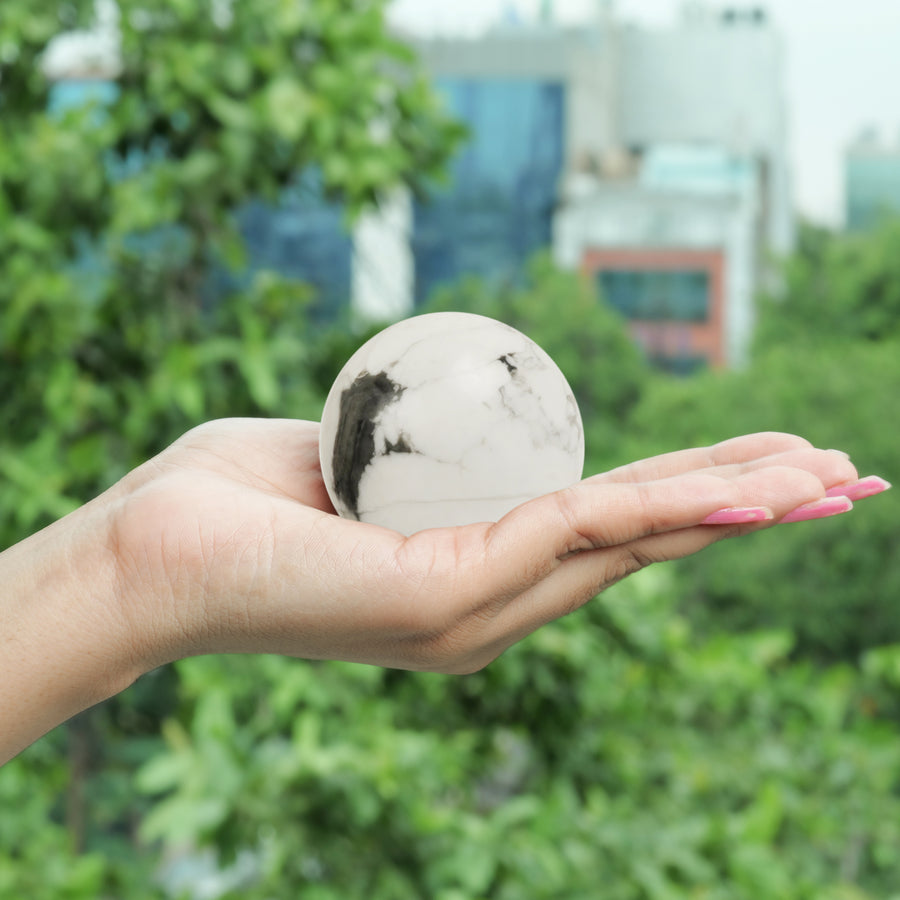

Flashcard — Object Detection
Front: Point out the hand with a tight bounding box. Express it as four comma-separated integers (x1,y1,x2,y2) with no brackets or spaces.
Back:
2,419,882,764
107,420,865,674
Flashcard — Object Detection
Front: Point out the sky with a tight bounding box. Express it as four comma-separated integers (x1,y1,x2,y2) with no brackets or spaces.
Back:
388,0,900,227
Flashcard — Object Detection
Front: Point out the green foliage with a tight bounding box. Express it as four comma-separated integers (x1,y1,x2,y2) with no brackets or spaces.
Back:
134,572,900,899
0,732,163,899
0,261,325,544
0,5,93,115
755,218,900,347
109,0,465,229
623,222,900,659
0,0,464,548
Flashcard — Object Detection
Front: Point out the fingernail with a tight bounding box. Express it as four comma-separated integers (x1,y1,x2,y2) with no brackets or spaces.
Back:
702,506,775,525
825,475,892,501
827,449,852,460
781,496,853,524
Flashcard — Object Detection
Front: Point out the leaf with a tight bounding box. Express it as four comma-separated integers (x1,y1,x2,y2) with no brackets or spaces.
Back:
238,345,280,411
179,150,220,187
140,795,230,844
263,76,310,142
135,752,190,795
208,92,257,132
740,780,785,845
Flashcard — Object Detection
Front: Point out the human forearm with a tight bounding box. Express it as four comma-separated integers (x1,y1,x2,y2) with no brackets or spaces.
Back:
0,497,138,765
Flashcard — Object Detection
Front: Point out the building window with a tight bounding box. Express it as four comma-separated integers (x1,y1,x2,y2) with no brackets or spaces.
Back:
649,354,708,375
597,269,710,322
412,78,565,304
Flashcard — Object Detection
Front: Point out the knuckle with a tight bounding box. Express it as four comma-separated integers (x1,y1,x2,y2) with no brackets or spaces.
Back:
551,486,581,530
633,481,659,525
610,547,653,584
552,487,607,552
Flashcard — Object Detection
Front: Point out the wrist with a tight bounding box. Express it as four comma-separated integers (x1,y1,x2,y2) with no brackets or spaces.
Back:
0,494,142,763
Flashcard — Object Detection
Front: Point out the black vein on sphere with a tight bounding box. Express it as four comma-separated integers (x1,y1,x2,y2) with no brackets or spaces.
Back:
332,371,405,519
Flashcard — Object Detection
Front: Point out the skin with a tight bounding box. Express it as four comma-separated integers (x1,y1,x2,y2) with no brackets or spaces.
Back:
0,419,862,765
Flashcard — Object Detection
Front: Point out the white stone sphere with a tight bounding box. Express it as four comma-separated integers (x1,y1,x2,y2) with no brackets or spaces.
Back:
319,312,585,535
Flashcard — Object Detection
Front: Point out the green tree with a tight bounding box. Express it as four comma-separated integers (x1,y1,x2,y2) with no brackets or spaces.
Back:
133,570,900,899
755,218,900,348
0,0,465,548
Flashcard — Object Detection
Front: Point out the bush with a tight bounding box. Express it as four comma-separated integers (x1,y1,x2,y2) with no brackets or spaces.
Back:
132,570,900,899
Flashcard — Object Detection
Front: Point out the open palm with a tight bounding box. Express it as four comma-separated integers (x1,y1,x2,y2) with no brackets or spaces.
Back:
107,418,858,675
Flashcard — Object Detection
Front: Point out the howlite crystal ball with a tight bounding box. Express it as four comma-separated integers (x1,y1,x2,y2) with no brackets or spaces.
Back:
319,312,585,535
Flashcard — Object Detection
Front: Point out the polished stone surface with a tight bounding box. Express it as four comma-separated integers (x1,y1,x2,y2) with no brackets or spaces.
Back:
319,312,585,534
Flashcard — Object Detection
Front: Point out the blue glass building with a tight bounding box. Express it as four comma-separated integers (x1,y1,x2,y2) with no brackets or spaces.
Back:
233,180,352,322
412,78,566,304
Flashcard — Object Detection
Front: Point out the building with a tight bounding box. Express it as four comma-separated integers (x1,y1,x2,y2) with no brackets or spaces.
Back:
556,145,759,371
44,3,793,370
404,3,793,370
845,128,900,231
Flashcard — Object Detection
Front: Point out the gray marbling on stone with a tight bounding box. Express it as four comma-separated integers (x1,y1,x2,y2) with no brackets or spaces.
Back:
319,312,585,535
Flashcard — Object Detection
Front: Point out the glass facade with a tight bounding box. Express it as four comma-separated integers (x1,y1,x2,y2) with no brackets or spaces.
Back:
233,175,352,322
641,144,755,199
648,353,708,375
412,78,565,304
597,269,710,322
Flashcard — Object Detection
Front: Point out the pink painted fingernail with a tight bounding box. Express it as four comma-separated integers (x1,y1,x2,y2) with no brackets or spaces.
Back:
781,496,853,524
825,475,892,501
702,506,775,525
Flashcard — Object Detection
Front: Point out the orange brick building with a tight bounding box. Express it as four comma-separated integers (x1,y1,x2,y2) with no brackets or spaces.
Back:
582,247,727,372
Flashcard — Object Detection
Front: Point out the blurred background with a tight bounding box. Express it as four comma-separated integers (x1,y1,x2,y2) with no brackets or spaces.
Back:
2,1,899,897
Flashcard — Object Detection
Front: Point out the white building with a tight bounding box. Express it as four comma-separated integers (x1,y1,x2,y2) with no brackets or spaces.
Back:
396,2,793,369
